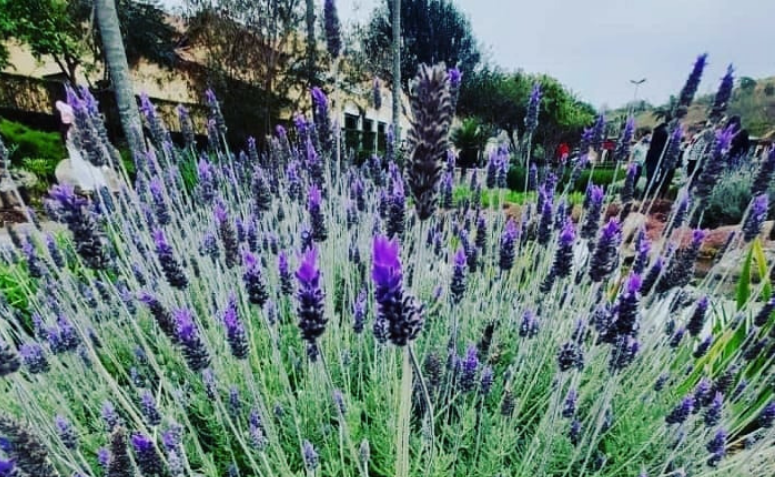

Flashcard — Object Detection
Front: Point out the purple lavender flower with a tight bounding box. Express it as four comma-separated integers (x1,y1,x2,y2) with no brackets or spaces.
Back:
527,163,538,191
252,167,273,213
656,229,706,294
311,87,333,154
140,390,162,426
519,310,539,338
296,247,327,360
743,194,768,242
569,419,582,446
352,289,367,334
138,292,178,341
693,126,736,204
152,229,187,289
0,415,57,477
101,401,121,431
242,251,268,307
55,415,78,450
215,201,240,268
387,179,406,239
589,218,621,282
308,185,328,242
131,433,164,476
406,64,454,221
632,228,651,274
149,178,171,226
706,428,726,467
524,83,542,135
19,343,49,374
475,214,487,250
581,185,605,239
562,389,578,418
48,185,109,270
537,190,554,246
591,114,607,153
693,336,713,358
448,67,462,109
666,395,694,425
710,64,735,122
174,308,210,372
459,344,480,392
450,247,467,304
759,399,775,428
480,366,494,395
558,341,584,371
499,219,518,272
752,147,775,196
0,339,20,378
687,297,709,337
223,295,249,359
371,235,423,346
177,104,195,147
324,0,342,58
678,54,708,114
542,220,575,291
302,439,319,471
704,392,723,427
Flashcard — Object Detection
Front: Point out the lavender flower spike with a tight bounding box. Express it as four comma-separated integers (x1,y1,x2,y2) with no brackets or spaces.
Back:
174,308,211,372
406,63,454,221
308,185,328,242
296,247,328,360
153,228,188,289
742,194,768,242
324,0,342,58
589,218,622,282
223,295,249,359
372,235,424,346
524,83,542,135
499,218,518,272
450,247,467,304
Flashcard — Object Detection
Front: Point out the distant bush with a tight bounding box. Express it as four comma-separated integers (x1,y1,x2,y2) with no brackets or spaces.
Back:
701,163,775,229
0,118,66,164
506,164,623,193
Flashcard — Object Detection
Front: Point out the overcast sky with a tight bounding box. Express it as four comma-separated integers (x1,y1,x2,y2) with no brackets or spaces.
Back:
160,0,775,108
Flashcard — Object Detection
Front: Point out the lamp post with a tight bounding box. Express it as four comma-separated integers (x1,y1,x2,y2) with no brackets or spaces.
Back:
629,78,647,115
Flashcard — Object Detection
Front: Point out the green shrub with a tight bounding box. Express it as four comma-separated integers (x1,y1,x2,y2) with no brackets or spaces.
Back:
0,118,66,165
506,165,622,193
701,164,765,229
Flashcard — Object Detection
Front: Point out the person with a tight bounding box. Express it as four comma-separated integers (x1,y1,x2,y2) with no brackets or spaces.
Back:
726,115,751,165
631,129,651,188
54,101,119,194
643,122,669,197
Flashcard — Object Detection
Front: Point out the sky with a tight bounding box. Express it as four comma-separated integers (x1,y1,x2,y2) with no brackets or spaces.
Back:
160,0,775,109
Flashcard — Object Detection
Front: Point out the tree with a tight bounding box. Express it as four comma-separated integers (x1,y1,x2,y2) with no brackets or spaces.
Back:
2,0,177,84
95,0,144,158
185,0,306,143
305,0,317,85
363,0,480,92
458,68,595,154
391,0,401,149
739,77,757,93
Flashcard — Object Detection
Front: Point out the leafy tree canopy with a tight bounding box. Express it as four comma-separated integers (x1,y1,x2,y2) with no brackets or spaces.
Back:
362,0,481,91
0,0,177,83
458,67,596,152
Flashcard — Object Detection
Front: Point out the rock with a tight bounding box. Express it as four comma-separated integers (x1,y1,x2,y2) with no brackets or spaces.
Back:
55,159,122,193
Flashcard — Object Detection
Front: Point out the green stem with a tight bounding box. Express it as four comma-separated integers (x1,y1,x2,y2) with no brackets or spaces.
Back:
395,348,412,477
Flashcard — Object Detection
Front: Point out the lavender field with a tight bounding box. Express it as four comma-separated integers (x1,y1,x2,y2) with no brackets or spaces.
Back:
0,55,775,477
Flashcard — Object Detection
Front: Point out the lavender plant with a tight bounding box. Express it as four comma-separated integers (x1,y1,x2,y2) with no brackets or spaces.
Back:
0,58,774,477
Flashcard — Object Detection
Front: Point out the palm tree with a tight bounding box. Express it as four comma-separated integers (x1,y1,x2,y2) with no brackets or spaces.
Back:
391,0,401,154
95,0,143,159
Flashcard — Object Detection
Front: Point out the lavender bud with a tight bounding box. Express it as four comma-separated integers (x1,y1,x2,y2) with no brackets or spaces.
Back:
449,247,467,304
589,218,622,282
153,229,187,289
243,252,268,307
174,308,211,372
499,219,518,272
131,433,164,476
459,345,480,392
223,295,249,359
742,194,768,242
296,247,327,360
302,440,319,472
666,395,694,425
140,390,162,426
687,297,709,337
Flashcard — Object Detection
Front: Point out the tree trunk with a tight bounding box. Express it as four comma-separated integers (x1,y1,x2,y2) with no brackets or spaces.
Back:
95,0,143,160
391,0,401,156
305,0,317,87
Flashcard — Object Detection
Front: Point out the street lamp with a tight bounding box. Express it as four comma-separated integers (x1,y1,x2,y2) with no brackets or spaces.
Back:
629,78,647,114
